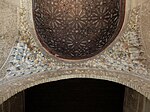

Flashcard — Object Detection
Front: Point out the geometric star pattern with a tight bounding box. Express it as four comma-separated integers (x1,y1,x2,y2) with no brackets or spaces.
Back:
33,0,125,60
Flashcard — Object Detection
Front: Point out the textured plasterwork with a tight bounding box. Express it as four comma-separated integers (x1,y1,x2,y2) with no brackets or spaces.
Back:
0,0,18,78
140,1,150,70
0,70,150,104
5,1,148,78
124,88,146,112
0,0,150,104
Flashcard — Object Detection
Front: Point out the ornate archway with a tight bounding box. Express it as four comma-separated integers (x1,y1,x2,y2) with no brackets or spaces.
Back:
0,0,150,108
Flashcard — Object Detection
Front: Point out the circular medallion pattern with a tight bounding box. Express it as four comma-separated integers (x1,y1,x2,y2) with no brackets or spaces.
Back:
33,0,125,60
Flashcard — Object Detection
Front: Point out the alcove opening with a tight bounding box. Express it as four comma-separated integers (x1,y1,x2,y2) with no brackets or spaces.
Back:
25,78,125,112
33,0,125,60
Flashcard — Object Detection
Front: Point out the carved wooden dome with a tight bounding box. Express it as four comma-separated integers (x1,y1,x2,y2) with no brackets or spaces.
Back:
33,0,125,60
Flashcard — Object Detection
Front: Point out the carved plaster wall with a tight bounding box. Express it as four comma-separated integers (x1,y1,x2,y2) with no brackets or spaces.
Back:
0,0,150,104
124,88,150,112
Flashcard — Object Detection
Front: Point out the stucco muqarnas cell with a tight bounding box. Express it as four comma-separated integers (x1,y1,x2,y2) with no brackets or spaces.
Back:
33,0,125,60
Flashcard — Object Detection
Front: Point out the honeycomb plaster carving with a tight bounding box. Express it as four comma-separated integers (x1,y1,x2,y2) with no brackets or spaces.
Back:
0,0,150,104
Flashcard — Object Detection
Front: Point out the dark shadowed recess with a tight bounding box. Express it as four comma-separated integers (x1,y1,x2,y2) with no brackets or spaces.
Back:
25,78,125,112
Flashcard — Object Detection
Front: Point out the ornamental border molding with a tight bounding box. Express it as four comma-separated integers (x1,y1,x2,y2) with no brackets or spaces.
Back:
0,69,150,104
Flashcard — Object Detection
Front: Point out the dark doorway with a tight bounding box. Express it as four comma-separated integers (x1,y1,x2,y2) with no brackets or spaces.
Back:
25,78,125,112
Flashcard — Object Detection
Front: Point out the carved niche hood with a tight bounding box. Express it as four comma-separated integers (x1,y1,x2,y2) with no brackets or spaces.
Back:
32,0,125,60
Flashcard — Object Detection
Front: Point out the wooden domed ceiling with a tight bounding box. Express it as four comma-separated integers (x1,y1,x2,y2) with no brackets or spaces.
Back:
32,0,125,60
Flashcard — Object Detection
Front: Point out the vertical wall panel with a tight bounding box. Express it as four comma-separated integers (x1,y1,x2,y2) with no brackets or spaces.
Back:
0,92,25,112
123,87,150,112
